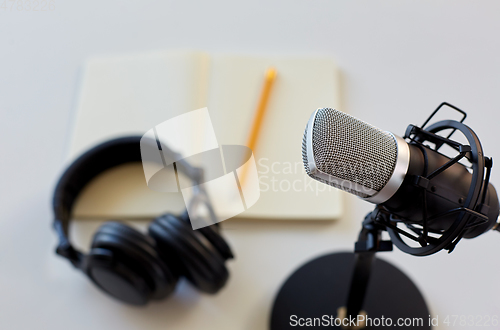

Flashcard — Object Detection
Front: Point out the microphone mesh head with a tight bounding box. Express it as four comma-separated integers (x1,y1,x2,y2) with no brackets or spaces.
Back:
302,108,398,197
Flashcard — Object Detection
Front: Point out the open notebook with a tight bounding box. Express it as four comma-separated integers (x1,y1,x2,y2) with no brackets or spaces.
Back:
69,51,342,220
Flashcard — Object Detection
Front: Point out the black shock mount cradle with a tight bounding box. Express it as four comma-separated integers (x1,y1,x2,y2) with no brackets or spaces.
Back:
270,103,494,329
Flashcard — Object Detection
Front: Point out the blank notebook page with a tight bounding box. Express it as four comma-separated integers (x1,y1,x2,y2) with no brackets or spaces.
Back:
69,51,209,219
208,54,342,219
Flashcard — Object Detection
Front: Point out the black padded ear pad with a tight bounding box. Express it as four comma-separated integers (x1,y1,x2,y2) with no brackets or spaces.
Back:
87,222,178,305
179,213,234,260
148,214,229,294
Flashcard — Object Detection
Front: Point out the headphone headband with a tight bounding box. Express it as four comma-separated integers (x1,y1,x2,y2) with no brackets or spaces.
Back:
52,136,198,266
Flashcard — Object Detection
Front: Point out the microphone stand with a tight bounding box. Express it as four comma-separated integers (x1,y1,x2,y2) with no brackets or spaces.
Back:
343,209,393,328
270,206,431,330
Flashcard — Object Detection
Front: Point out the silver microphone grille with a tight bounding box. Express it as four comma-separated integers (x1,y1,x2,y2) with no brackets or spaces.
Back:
302,108,398,198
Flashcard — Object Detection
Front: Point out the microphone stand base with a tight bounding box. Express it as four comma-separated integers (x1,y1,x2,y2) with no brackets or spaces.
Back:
337,307,367,329
270,252,430,329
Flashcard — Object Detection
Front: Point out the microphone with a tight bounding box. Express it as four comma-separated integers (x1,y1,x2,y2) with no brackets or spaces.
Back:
302,107,499,255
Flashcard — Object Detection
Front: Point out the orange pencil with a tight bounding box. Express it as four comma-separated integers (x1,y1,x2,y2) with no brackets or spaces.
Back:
239,67,277,187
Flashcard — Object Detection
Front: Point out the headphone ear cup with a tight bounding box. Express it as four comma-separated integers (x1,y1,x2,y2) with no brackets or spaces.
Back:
86,222,178,305
149,214,230,294
85,247,151,305
191,225,234,260
179,213,234,260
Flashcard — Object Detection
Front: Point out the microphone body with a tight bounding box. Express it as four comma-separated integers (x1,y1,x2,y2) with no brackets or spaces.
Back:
382,142,498,238
303,108,499,240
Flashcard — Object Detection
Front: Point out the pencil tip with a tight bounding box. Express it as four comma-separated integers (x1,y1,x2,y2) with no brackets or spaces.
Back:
267,67,277,79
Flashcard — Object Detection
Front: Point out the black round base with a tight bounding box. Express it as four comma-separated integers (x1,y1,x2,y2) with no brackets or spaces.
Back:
271,252,430,329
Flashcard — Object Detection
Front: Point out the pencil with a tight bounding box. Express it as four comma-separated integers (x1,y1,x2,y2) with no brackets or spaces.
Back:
239,67,277,187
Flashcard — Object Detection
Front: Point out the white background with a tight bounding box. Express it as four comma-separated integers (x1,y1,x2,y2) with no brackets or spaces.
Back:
2,1,500,329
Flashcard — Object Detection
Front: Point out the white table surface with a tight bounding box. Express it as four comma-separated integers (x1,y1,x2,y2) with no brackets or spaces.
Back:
2,1,500,329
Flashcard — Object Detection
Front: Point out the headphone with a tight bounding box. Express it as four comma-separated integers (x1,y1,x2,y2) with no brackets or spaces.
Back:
52,136,234,305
